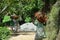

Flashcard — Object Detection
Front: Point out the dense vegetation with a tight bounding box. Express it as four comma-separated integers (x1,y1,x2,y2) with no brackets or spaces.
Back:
0,0,44,23
0,0,60,40
0,27,11,40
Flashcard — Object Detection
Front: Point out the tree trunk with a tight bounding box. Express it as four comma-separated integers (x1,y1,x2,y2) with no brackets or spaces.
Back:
43,1,60,40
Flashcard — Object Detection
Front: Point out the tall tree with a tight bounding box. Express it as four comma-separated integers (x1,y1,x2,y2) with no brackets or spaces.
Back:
44,1,60,40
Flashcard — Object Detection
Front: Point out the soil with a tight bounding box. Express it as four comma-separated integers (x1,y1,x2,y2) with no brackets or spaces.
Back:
9,32,35,40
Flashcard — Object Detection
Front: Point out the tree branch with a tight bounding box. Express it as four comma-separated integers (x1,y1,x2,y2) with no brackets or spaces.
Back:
0,5,8,13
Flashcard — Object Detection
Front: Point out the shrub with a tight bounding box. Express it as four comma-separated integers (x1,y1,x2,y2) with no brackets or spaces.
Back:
0,27,11,40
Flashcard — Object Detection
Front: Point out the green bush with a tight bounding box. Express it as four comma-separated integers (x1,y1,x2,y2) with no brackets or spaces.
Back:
25,16,32,23
0,27,11,40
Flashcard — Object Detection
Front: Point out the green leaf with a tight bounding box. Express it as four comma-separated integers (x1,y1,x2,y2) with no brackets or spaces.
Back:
3,15,11,23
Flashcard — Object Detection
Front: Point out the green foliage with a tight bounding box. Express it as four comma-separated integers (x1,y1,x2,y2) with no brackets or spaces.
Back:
25,16,32,23
0,0,44,21
0,27,11,40
2,15,11,23
37,0,44,9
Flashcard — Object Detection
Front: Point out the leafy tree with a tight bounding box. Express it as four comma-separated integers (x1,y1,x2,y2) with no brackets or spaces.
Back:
0,0,44,22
